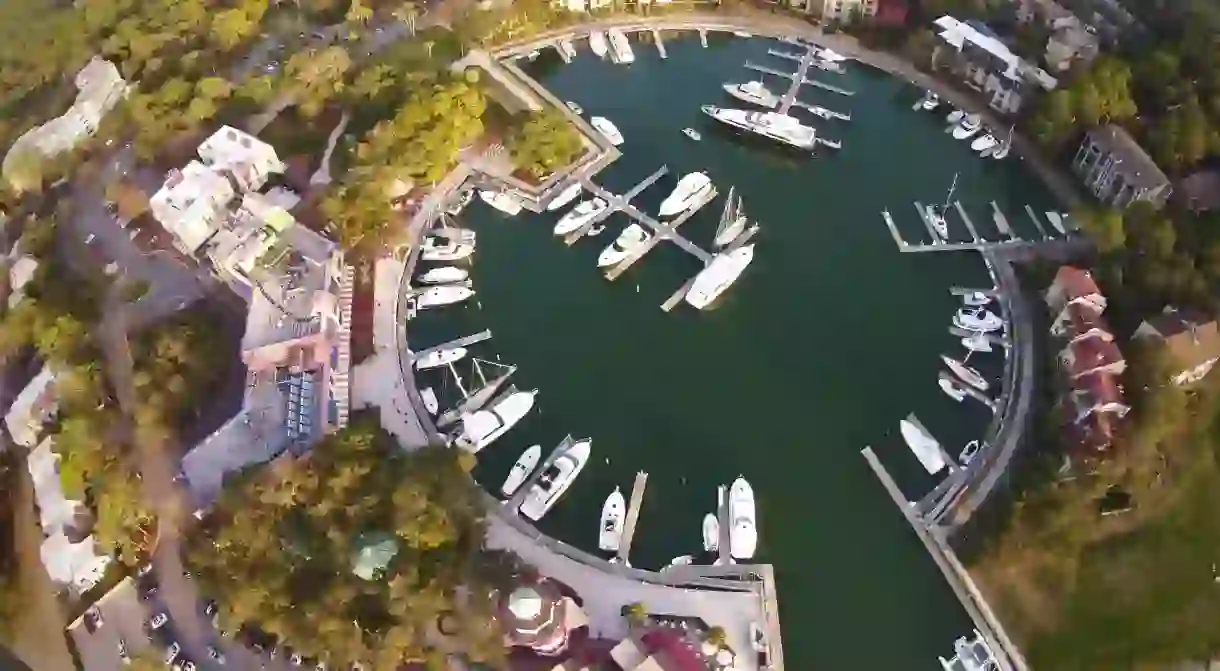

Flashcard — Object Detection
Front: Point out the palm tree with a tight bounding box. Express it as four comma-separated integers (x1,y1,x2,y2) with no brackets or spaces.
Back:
624,601,647,623
705,625,727,648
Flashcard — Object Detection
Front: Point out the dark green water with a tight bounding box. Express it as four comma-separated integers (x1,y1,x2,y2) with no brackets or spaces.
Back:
412,34,1057,670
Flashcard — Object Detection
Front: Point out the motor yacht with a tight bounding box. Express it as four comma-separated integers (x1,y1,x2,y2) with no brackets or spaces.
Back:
418,266,468,285
962,291,992,307
599,488,626,552
702,513,719,553
565,100,583,115
954,308,1004,333
952,114,983,140
922,93,941,111
479,189,523,216
701,105,817,151
668,555,694,567
685,244,754,310
588,31,608,58
729,477,757,560
658,172,714,217
546,183,582,211
959,440,981,466
520,439,590,520
1045,211,1067,235
420,237,474,262
606,28,634,64
445,189,474,215
597,223,651,267
722,81,779,109
925,204,950,240
416,285,474,309
939,375,967,402
971,133,998,153
961,332,993,353
683,128,701,141
590,116,624,146
553,198,609,235
558,39,576,61
500,445,541,497
900,419,947,475
453,389,537,453
421,387,439,415
414,345,468,370
939,629,999,671
947,109,964,124
941,355,989,392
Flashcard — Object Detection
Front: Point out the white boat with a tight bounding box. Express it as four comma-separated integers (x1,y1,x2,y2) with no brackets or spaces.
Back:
992,140,1010,160
553,198,608,235
939,629,999,671
500,445,542,497
728,477,757,560
558,39,576,60
588,31,608,58
420,237,474,262
971,134,998,153
734,30,752,37
588,224,606,236
598,488,626,552
941,355,989,392
565,100,583,115
962,291,991,307
606,28,634,64
947,109,964,124
520,439,590,520
445,189,474,215
420,387,439,415
414,345,468,370
416,285,474,309
702,513,719,553
1045,211,1067,235
685,244,754,310
817,47,847,63
453,389,537,453
922,93,941,111
526,50,541,61
668,555,694,567
597,223,650,267
546,183,582,212
701,106,816,151
959,440,981,465
952,114,982,140
900,419,947,475
658,172,714,217
590,116,624,146
713,187,747,248
722,81,779,109
939,376,967,402
954,308,1004,333
961,332,993,353
925,172,958,241
418,266,468,284
479,189,523,216
683,128,701,141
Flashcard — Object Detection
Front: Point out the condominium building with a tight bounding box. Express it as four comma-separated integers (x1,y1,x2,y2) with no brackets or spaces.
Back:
933,15,1058,114
1072,125,1171,210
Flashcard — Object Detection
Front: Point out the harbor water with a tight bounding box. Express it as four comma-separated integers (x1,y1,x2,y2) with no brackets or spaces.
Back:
410,33,1057,670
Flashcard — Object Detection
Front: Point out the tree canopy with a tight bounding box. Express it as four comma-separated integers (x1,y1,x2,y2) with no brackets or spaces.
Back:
507,110,584,180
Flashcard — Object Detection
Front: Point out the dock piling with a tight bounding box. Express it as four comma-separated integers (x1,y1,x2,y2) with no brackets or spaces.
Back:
617,471,649,564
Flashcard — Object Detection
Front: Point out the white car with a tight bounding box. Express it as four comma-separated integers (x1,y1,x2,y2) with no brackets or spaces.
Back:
149,612,169,629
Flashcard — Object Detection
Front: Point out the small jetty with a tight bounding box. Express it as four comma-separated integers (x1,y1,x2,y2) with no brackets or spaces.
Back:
1023,204,1050,240
567,165,670,244
616,471,649,564
412,330,491,362
880,202,1051,253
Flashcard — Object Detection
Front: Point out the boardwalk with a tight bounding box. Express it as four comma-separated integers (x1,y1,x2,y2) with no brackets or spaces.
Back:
616,472,649,564
603,186,717,280
568,165,670,244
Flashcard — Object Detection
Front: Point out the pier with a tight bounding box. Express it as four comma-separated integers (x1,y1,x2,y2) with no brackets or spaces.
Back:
989,201,1013,238
1023,204,1050,239
507,435,575,511
567,165,670,244
745,62,856,99
881,206,1057,254
652,29,667,59
952,201,983,243
717,484,731,566
603,185,717,280
617,471,649,564
411,330,491,361
939,371,997,411
913,201,942,243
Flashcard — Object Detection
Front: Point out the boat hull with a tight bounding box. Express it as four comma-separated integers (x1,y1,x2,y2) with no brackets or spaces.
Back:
728,477,757,560
546,183,582,211
590,117,624,146
415,346,468,370
417,287,474,309
589,32,608,58
952,124,981,140
939,377,966,402
419,267,468,284
479,190,523,215
554,199,608,235
702,513,720,552
520,440,591,520
971,135,997,152
686,245,754,309
722,83,778,109
455,390,536,452
501,445,542,497
941,355,989,392
899,420,947,475
421,244,473,262
599,489,626,552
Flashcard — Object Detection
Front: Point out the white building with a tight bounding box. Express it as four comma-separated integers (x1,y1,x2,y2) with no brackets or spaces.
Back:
28,438,111,595
933,15,1058,114
197,125,285,193
205,190,301,286
5,366,58,448
810,0,878,22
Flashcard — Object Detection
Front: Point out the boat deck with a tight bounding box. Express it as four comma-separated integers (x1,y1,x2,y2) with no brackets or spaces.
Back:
506,435,576,512
603,186,717,281
616,471,649,564
567,165,670,245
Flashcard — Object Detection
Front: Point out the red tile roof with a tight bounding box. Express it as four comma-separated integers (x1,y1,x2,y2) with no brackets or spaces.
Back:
1065,337,1125,378
1066,301,1110,339
1072,372,1125,408
1052,266,1102,303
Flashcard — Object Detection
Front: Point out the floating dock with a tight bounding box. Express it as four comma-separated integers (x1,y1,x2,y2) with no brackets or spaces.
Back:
989,201,1013,238
1023,204,1050,240
412,330,491,361
616,471,649,564
507,435,574,511
568,165,670,244
952,201,983,243
652,29,667,59
603,185,717,280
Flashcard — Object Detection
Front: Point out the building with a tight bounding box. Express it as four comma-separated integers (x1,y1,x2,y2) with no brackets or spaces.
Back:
205,190,302,287
933,16,1058,114
1046,265,1106,331
496,577,587,656
1044,23,1100,72
1175,170,1220,212
815,0,879,23
197,125,286,193
28,438,111,595
5,366,58,448
1134,307,1220,385
1072,125,1172,209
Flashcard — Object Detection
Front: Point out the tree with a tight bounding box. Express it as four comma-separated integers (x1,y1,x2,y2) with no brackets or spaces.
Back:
346,0,373,25
506,110,584,180
1074,207,1125,255
705,625,727,648
284,46,353,117
625,601,647,623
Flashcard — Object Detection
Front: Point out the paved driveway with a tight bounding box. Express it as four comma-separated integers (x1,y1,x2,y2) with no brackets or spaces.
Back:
67,578,155,670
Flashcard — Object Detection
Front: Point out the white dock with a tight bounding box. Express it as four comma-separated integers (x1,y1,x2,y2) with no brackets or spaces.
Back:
952,201,982,243
744,62,856,98
617,471,649,564
989,201,1013,238
652,29,667,59
1023,204,1050,239
412,330,491,360
568,165,670,244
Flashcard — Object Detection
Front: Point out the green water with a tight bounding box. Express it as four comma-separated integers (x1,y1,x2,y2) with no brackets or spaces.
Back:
412,34,1057,669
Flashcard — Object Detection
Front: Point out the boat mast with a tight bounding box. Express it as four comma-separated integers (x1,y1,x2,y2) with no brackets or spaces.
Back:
942,172,959,210
714,186,736,239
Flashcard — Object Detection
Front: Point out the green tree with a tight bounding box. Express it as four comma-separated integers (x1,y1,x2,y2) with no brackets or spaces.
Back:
284,46,353,117
506,109,584,180
1073,207,1125,255
705,625,728,648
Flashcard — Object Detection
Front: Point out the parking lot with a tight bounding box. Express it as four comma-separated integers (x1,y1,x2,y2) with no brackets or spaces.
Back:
67,578,153,669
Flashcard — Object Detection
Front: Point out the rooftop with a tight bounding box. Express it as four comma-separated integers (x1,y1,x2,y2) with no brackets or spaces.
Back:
1138,308,1220,371
5,366,58,448
1086,125,1170,190
150,160,236,254
934,15,1058,89
1051,265,1103,304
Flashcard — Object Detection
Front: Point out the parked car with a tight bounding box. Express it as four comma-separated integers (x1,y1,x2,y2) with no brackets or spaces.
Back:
83,606,103,633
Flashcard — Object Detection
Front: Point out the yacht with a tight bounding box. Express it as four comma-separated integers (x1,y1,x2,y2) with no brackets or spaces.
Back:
971,133,998,153
416,285,474,309
588,31,609,58
992,139,1010,160
658,172,714,217
952,114,983,140
947,109,964,124
683,128,701,141
728,477,757,560
558,38,576,61
553,198,608,235
453,389,537,453
420,237,474,262
479,189,523,215
606,28,634,64
445,189,474,215
598,488,626,552
922,92,941,111
418,266,468,285
816,47,848,63
414,345,468,370
546,183,582,211
925,172,958,241
526,50,541,61
685,244,754,310
941,355,989,392
565,100,583,115
701,106,816,151
962,291,991,307
1045,211,1067,235
590,116,624,146
961,332,993,353
668,555,694,567
938,629,999,671
954,308,1004,333
900,419,947,475
713,187,747,248
959,440,982,466
420,387,439,415
500,445,542,497
702,513,719,553
597,223,651,267
520,439,591,520
722,81,779,109
939,376,967,402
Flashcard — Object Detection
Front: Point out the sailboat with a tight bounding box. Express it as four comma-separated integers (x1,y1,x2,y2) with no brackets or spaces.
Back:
452,389,537,453
416,285,474,309
939,375,967,402
436,359,517,429
418,266,468,285
414,345,468,370
500,445,542,497
992,123,1014,160
941,355,989,392
598,488,626,552
713,187,748,248
961,332,993,353
925,173,957,241
702,513,720,553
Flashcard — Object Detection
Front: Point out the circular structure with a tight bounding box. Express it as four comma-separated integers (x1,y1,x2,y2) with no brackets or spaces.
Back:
409,31,1058,669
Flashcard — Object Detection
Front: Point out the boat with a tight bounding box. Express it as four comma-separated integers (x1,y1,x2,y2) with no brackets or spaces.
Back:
939,629,999,671
959,440,981,465
817,47,847,63
416,285,474,309
713,187,748,248
526,50,541,61
414,345,468,370
683,127,701,141
453,389,537,453
952,114,983,140
658,172,714,217
445,189,474,215
553,198,608,235
598,488,626,552
606,28,634,64
922,93,941,111
947,109,964,124
479,189,523,216
925,172,958,241
702,513,719,553
558,39,576,61
941,355,989,392
939,376,967,402
701,105,817,151
546,183,582,212
500,445,542,497
992,123,1014,161
420,237,474,262
421,387,439,415
588,31,608,58
733,30,752,37
1045,211,1067,235
728,477,757,560
590,116,624,146
722,81,780,109
588,224,606,236
900,418,947,475
962,332,993,353
954,308,1004,333
565,100,584,115
962,291,991,307
520,439,590,520
971,133,998,153
685,244,754,310
668,555,694,567
418,266,468,284
597,223,651,267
